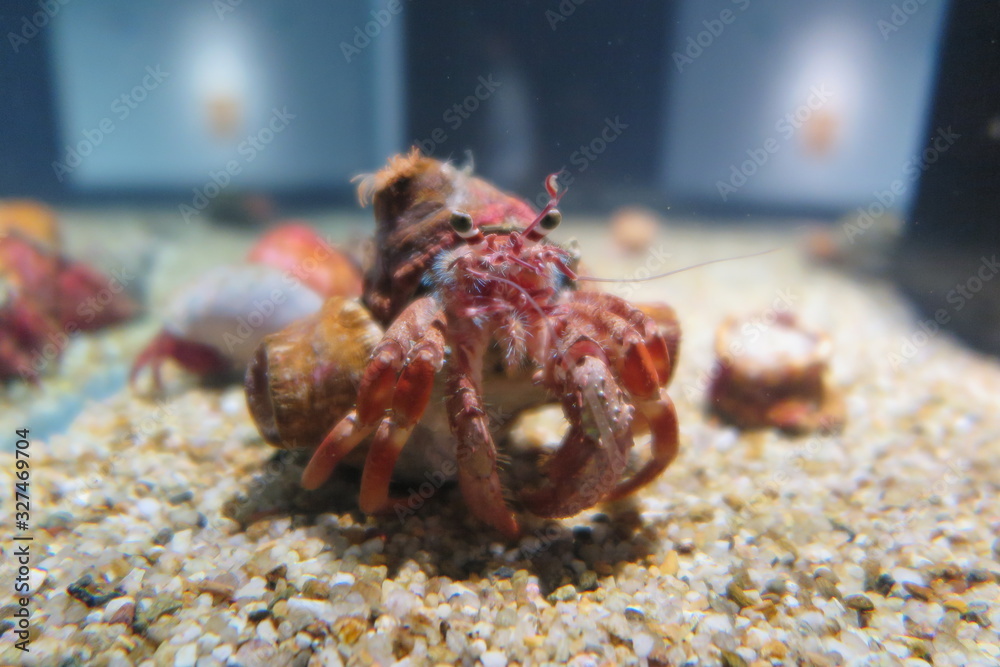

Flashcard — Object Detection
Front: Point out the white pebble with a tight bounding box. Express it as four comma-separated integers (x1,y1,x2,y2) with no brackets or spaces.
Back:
891,567,924,586
234,577,267,600
632,633,654,658
481,651,508,667
211,643,233,661
173,643,197,667
256,619,278,644
103,597,133,622
286,597,335,624
168,529,192,554
136,498,160,519
119,568,146,595
197,632,221,653
26,568,47,594
332,572,356,586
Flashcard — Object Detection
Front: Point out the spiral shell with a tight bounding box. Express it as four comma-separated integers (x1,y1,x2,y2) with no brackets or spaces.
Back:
245,296,383,449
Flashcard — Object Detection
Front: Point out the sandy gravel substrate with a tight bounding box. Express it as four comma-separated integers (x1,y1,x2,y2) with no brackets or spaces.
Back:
2,217,999,666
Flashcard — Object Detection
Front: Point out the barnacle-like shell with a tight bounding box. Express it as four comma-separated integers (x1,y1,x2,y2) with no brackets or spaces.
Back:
160,264,324,368
708,311,844,433
245,296,383,449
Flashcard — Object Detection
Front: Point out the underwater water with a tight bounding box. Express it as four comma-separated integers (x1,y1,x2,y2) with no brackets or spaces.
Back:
2,2,999,666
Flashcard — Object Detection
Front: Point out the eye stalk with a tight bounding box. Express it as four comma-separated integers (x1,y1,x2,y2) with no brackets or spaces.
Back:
524,208,562,243
450,210,487,247
449,210,477,238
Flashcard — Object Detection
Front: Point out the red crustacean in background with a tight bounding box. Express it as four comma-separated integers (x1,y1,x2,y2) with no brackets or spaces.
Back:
0,202,138,383
130,224,362,392
245,151,683,537
707,311,845,434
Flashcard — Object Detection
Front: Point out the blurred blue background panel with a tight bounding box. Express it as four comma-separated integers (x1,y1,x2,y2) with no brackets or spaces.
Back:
661,0,949,215
49,0,403,191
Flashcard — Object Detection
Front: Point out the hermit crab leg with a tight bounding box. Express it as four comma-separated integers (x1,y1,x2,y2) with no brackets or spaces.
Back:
130,331,231,393
301,296,443,491
522,294,681,514
445,330,521,538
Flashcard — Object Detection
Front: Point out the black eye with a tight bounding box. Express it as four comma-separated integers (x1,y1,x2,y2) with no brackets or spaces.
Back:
539,209,561,231
449,211,476,237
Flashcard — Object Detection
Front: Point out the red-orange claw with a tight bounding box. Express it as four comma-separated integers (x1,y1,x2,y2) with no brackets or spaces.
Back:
359,420,414,513
644,334,672,386
355,349,401,424
301,412,373,490
621,341,660,399
392,344,444,425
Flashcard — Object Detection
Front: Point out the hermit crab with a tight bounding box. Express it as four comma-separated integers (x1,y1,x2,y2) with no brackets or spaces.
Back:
130,224,361,392
0,203,137,383
246,151,682,537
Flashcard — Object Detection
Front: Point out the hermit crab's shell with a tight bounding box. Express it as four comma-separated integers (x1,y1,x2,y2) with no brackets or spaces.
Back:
246,223,363,299
162,265,324,369
360,149,541,325
245,296,384,450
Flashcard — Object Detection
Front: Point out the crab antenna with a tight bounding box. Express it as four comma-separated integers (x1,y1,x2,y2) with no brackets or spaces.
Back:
576,247,779,284
522,173,565,242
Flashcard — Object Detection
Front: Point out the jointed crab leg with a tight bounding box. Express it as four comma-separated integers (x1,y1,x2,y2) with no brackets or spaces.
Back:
446,325,521,538
301,297,443,492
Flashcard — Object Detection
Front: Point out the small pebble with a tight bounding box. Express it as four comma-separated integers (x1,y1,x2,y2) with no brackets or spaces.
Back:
902,582,932,601
168,490,194,505
548,585,577,602
174,643,197,667
845,594,874,612
726,581,753,609
874,573,896,597
234,577,267,600
481,650,508,667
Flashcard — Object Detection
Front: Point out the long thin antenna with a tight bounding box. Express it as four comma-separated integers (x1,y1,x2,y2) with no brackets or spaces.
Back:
576,247,779,284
